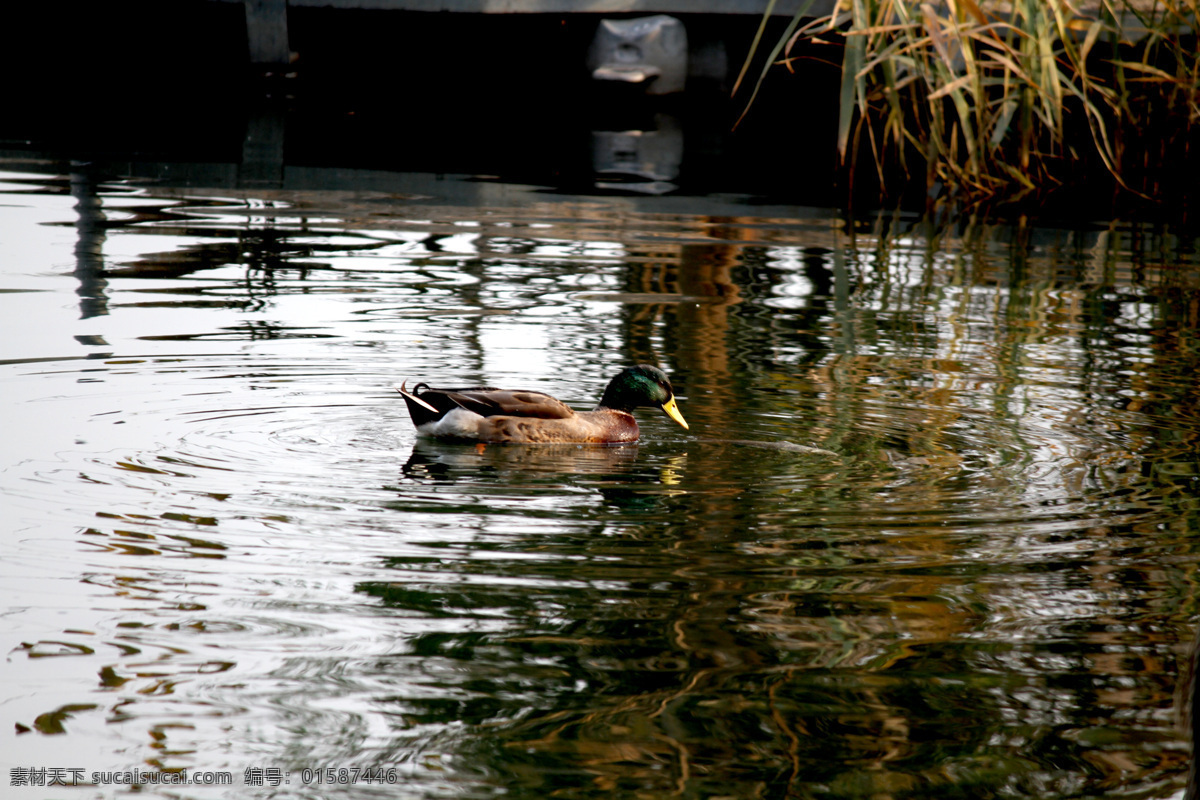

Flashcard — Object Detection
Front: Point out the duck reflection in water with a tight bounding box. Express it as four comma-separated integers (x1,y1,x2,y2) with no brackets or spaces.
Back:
401,438,643,483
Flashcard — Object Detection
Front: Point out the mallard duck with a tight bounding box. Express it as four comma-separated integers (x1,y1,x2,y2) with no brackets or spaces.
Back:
397,364,688,444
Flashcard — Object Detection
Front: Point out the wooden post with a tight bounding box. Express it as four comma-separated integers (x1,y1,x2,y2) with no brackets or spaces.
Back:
244,0,290,66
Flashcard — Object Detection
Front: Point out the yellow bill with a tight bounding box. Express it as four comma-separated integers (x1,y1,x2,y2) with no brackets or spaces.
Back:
661,395,688,430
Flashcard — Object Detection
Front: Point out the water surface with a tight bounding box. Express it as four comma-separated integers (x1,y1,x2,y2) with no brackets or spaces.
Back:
2,162,1199,798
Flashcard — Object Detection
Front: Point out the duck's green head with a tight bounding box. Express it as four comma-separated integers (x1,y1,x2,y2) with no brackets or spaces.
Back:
599,365,688,430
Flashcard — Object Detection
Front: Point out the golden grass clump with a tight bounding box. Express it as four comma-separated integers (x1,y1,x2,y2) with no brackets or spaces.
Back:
737,0,1200,204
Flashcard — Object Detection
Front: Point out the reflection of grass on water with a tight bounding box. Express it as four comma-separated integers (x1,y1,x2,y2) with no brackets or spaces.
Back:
739,0,1199,206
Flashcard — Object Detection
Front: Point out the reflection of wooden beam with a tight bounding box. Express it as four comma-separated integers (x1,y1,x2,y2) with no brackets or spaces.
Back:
239,105,287,188
70,166,110,320
245,0,290,66
676,241,738,376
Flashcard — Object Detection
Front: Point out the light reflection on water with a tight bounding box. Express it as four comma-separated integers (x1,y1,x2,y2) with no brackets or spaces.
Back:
2,163,1199,798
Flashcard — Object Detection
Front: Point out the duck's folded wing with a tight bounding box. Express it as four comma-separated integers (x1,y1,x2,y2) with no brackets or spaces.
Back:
444,388,576,419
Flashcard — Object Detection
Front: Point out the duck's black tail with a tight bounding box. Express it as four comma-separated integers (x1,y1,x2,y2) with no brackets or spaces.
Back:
396,381,445,428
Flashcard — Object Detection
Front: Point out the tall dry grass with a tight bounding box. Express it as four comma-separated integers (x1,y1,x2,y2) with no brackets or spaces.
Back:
737,0,1200,204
